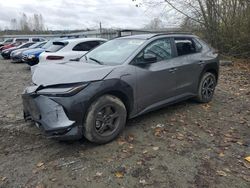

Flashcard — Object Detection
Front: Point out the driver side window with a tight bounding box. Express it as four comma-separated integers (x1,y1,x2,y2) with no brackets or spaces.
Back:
136,38,173,63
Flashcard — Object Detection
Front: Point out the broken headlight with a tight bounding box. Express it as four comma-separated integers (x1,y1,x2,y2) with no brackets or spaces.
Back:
36,83,88,97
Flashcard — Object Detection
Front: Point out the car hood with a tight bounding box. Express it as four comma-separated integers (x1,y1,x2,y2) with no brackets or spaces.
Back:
3,47,17,52
23,48,45,55
32,62,115,86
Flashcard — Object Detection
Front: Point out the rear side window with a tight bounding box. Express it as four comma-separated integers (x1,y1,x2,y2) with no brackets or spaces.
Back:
45,42,68,52
16,38,29,42
174,37,198,56
72,41,102,51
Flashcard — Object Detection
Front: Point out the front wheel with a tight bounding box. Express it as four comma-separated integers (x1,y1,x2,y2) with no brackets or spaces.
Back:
195,72,217,103
83,95,127,144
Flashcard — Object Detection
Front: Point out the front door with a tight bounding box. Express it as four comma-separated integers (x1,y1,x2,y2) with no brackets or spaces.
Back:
133,37,177,113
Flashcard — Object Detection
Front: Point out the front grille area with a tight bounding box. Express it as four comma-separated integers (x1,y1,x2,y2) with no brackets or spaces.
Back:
22,54,28,62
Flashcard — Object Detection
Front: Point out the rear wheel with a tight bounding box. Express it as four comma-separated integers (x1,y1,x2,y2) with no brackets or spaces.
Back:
83,95,127,144
195,72,216,103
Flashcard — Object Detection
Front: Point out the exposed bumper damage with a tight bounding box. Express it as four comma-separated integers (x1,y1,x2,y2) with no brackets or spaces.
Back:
22,88,82,140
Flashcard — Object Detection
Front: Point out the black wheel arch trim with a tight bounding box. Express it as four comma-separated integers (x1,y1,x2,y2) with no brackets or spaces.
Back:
51,79,134,129
200,62,219,83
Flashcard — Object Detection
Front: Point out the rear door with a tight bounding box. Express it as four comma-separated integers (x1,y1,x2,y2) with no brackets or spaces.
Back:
172,37,204,96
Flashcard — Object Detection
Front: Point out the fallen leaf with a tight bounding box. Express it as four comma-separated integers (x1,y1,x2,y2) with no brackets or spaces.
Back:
139,179,147,185
95,172,103,177
128,144,134,149
242,175,250,182
115,171,124,178
137,160,143,165
51,178,56,182
242,161,250,169
202,104,211,110
35,184,45,188
156,124,165,128
126,134,134,142
245,156,250,163
36,162,44,168
152,146,159,151
179,119,185,123
117,138,126,145
217,170,227,176
219,153,225,157
237,141,244,145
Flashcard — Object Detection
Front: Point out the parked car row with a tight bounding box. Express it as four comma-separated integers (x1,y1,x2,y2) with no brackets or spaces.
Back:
21,33,220,144
0,37,45,48
1,37,107,66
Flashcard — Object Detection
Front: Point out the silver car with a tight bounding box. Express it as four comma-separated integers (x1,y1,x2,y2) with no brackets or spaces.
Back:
22,33,219,144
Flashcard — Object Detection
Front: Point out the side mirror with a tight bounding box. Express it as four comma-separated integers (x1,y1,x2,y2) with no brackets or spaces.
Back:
143,53,157,64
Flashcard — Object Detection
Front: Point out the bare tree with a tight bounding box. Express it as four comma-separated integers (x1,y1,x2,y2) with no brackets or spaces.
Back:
19,13,30,32
145,17,164,30
135,0,250,57
10,18,18,30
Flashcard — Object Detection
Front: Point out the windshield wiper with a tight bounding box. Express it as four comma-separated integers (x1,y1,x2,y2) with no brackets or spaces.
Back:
89,57,103,65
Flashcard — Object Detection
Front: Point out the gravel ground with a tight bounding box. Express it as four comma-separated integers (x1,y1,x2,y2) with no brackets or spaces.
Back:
0,56,249,188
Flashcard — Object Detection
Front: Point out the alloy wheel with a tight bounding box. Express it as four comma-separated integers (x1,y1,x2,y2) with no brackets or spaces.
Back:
201,75,216,100
95,105,120,136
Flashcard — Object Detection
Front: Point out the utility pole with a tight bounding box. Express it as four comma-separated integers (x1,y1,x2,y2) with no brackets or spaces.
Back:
99,22,102,34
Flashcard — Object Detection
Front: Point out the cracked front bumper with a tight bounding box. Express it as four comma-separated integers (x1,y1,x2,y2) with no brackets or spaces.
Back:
22,90,82,140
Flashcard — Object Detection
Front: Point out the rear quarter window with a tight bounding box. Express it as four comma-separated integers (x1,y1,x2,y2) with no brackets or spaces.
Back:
45,42,68,52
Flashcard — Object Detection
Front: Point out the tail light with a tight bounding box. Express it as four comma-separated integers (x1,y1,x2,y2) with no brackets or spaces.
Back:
46,55,64,60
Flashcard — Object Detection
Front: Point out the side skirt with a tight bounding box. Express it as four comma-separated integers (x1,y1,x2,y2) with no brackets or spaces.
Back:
130,93,196,119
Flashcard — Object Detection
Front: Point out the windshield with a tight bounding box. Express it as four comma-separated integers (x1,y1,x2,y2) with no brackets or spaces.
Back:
85,38,145,65
29,42,44,49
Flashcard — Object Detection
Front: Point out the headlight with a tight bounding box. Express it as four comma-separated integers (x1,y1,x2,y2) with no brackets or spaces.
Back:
28,55,35,59
36,83,88,97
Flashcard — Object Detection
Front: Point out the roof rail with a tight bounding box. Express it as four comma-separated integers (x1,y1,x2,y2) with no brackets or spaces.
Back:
149,32,194,38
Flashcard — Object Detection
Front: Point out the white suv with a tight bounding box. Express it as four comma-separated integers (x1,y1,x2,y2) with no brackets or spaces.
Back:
38,38,107,64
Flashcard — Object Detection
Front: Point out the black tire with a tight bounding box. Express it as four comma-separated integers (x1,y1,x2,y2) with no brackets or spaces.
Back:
83,95,127,144
195,72,217,103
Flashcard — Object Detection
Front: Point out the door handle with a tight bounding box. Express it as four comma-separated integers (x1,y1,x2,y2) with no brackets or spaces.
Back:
169,68,178,73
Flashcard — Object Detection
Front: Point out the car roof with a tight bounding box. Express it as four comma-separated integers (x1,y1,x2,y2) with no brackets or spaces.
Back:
61,38,107,43
118,33,196,40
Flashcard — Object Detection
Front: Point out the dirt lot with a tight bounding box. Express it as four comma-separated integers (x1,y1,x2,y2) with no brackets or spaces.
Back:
0,56,249,188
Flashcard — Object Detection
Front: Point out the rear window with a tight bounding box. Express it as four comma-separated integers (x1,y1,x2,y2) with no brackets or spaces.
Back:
72,41,103,51
16,38,29,42
45,42,68,52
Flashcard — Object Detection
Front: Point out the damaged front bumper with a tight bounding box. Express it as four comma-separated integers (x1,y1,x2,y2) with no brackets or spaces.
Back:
22,87,82,140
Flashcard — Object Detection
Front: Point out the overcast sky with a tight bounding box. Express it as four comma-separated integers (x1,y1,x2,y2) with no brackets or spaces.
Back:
0,0,180,30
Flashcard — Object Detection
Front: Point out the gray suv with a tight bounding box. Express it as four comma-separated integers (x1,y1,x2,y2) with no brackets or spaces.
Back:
22,33,219,144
